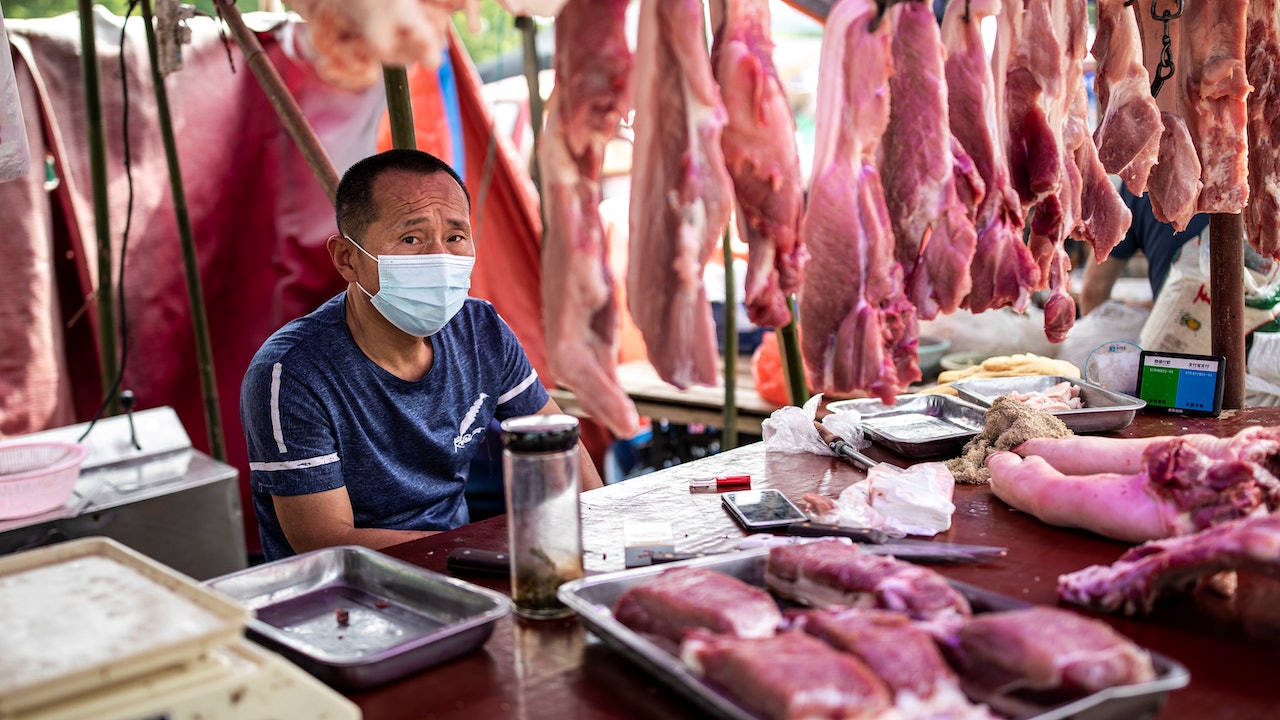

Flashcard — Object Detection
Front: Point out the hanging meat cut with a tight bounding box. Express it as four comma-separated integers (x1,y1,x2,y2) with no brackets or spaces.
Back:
710,0,808,329
1059,513,1280,615
798,0,919,403
537,0,639,438
1091,0,1161,196
1178,0,1251,214
1245,0,1280,259
942,0,1039,314
880,1,978,320
1146,112,1203,231
627,0,735,389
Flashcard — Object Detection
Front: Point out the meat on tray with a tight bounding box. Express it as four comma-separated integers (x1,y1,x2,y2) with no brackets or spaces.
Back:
944,606,1157,701
797,0,919,404
710,0,808,329
793,607,996,719
681,630,893,720
613,566,782,642
1059,513,1280,615
537,0,639,437
765,539,972,621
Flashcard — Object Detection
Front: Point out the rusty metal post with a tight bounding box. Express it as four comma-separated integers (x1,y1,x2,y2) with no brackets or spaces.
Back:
1209,213,1246,409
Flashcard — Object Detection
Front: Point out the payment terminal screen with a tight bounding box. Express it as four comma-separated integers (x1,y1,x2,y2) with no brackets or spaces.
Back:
1137,353,1222,414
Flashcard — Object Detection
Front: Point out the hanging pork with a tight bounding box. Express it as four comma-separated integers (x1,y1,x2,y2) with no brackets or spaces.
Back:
879,1,978,321
942,0,1039,313
709,0,809,329
1246,0,1280,260
628,0,735,389
1091,0,1162,196
537,0,639,437
798,0,919,404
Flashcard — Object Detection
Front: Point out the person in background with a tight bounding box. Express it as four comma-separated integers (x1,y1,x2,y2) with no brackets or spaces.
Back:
1079,187,1209,315
241,149,601,561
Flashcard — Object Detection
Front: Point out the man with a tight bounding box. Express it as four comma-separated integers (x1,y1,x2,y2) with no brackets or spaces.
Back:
1079,187,1209,315
241,149,601,561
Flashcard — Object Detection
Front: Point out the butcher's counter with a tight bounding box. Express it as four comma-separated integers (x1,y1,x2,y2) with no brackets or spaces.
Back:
352,407,1280,720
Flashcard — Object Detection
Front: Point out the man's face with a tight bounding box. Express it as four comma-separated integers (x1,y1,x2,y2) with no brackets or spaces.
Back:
348,169,475,290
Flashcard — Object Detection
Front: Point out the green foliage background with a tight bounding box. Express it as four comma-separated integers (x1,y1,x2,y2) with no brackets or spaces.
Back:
3,0,521,66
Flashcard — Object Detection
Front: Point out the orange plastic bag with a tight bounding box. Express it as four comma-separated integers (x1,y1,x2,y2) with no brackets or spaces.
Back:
752,331,794,406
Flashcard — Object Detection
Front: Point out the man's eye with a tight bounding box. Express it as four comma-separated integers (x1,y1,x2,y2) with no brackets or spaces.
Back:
400,235,422,245
447,234,468,243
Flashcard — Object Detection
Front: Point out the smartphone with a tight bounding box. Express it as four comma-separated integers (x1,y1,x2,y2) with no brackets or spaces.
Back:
721,489,808,531
1135,350,1225,417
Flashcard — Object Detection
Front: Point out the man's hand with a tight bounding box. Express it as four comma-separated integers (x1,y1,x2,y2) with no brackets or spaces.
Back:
1079,255,1130,316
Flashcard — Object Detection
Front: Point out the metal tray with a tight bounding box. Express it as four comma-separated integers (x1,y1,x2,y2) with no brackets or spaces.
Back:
0,537,250,716
827,394,986,458
950,375,1146,433
204,546,510,690
558,549,1189,720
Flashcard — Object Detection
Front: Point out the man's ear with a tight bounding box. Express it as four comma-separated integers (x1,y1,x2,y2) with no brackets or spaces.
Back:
327,234,359,283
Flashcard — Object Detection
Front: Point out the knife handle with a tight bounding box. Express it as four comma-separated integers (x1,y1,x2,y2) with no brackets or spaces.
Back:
788,522,889,544
446,547,510,577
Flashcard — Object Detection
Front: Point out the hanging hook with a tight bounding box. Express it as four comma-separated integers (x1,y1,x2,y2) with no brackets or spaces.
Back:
869,0,925,32
1148,0,1183,97
964,0,971,23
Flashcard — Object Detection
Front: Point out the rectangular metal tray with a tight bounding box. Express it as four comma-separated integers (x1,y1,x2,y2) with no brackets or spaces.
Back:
0,537,250,716
827,394,986,458
558,549,1188,720
950,375,1146,433
204,545,510,690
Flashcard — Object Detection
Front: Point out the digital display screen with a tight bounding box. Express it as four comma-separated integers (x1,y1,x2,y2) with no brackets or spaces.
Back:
1136,351,1224,416
722,490,806,527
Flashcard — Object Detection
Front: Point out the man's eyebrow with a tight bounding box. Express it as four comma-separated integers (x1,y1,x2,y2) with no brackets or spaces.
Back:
397,216,470,231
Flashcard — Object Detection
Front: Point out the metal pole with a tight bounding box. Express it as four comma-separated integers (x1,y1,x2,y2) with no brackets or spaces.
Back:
382,65,416,149
140,0,226,461
516,15,543,195
1209,213,1246,409
213,0,340,204
778,297,807,406
721,226,738,449
78,0,119,414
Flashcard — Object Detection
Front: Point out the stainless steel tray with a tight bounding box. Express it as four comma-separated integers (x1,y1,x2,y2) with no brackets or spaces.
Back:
558,550,1189,720
950,375,1146,433
204,546,510,690
827,394,985,458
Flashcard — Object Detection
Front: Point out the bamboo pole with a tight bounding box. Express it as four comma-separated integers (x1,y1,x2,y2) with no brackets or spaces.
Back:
140,0,226,461
721,226,738,449
382,65,416,149
78,0,118,415
1209,213,1246,409
778,297,808,406
515,15,543,195
213,0,339,203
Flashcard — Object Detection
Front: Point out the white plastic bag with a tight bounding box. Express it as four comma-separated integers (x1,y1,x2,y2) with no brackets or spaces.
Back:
807,462,957,537
761,394,869,456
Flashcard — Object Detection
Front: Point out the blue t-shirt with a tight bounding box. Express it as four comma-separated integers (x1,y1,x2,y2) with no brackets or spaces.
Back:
1112,188,1210,297
240,293,549,560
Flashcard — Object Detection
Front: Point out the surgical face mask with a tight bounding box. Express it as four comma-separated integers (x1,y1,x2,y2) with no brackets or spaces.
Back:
346,236,475,337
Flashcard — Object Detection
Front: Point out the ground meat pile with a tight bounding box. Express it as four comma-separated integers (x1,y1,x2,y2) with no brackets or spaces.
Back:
946,396,1073,484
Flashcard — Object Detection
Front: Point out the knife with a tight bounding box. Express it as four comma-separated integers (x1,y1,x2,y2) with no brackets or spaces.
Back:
813,421,891,470
787,521,1006,562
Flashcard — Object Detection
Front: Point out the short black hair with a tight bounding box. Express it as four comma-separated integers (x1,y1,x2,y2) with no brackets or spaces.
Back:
334,149,471,240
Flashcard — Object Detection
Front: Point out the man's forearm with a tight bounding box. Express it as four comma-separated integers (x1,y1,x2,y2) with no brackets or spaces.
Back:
287,525,440,556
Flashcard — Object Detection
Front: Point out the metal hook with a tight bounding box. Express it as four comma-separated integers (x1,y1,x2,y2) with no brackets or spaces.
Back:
869,0,924,32
964,0,971,23
1150,0,1183,21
